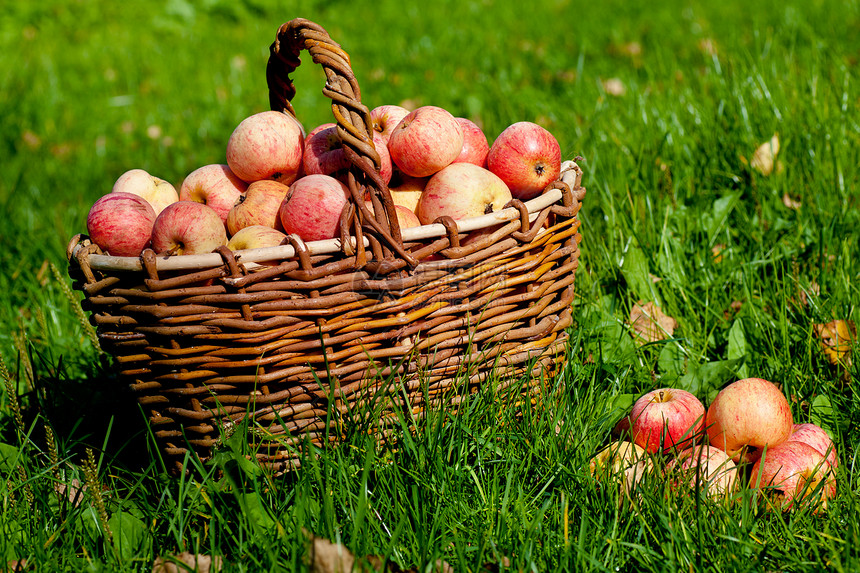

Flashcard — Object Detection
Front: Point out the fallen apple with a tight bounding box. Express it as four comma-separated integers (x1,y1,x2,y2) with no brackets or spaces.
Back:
620,388,705,453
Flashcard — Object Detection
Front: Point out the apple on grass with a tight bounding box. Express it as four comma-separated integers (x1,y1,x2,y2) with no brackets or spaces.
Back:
111,168,178,216
453,117,489,167
370,105,410,144
226,180,290,236
415,163,512,225
787,423,838,469
87,192,156,257
278,174,350,243
151,201,227,256
666,445,739,498
388,106,464,178
487,121,561,201
705,378,793,463
589,441,654,496
226,110,304,184
750,441,836,511
180,164,247,224
615,388,705,454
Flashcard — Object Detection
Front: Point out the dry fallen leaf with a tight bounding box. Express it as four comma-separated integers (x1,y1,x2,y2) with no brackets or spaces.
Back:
751,134,781,176
782,193,802,209
629,301,677,344
55,478,87,507
814,320,855,366
152,553,223,573
711,244,726,263
698,38,718,56
308,536,355,573
602,77,626,96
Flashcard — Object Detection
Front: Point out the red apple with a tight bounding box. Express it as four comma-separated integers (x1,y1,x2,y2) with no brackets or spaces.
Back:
304,123,392,186
180,164,247,224
226,180,290,236
750,441,836,511
618,388,705,453
787,423,838,469
151,201,227,256
370,104,410,144
111,168,179,216
666,445,738,498
706,378,793,463
364,201,421,231
589,441,654,495
388,106,464,177
303,123,350,177
226,110,304,184
415,163,512,225
278,174,350,243
487,121,561,201
453,118,489,167
87,192,156,257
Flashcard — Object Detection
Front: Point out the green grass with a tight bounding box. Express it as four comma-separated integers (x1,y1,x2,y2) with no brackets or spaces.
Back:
1,0,860,570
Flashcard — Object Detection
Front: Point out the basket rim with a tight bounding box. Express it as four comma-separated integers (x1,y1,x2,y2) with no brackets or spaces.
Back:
70,161,581,274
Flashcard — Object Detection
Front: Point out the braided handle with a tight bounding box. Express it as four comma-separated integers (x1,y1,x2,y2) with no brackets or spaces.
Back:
266,18,416,270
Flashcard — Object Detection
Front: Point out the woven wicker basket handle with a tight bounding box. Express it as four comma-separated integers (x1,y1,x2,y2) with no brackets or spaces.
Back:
266,18,416,270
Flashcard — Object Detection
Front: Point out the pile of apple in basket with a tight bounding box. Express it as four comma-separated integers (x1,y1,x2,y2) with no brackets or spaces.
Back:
592,378,839,512
85,104,561,258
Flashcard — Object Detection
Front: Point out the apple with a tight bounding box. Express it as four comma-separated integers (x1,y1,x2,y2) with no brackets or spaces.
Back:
787,423,838,469
278,174,350,242
226,180,290,236
303,123,350,177
666,445,738,498
387,106,464,177
487,121,562,201
226,110,304,184
706,378,793,463
87,192,156,257
179,164,247,224
151,201,227,256
364,201,421,231
370,104,410,144
618,388,705,453
111,168,179,216
226,225,288,266
388,175,428,213
452,117,489,167
394,205,421,229
303,123,393,186
415,163,512,225
589,441,653,495
750,441,836,511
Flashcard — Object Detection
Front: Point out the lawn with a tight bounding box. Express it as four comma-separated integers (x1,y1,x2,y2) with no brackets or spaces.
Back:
1,0,859,570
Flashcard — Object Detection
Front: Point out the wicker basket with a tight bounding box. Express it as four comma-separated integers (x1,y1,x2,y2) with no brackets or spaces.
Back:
66,18,586,474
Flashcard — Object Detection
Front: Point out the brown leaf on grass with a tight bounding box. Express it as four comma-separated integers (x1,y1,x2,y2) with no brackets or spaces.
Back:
6,559,29,572
308,536,355,573
602,77,626,96
711,244,726,263
750,134,781,176
814,320,856,366
152,553,223,573
782,193,802,209
698,38,718,56
55,478,87,507
629,301,677,344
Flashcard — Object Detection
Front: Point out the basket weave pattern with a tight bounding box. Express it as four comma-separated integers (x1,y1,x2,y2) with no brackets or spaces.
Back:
66,18,585,474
